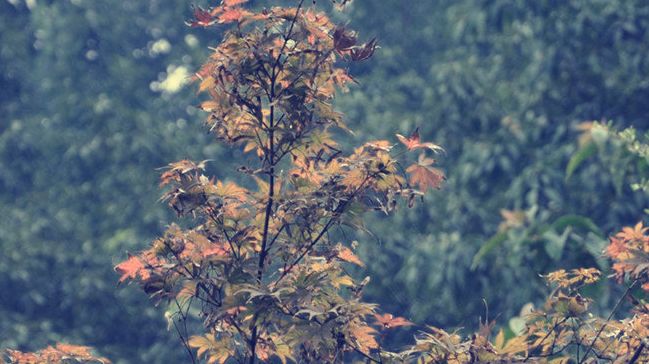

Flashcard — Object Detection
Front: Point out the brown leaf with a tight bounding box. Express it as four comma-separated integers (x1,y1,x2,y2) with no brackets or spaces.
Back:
333,26,357,51
406,154,445,191
350,38,378,62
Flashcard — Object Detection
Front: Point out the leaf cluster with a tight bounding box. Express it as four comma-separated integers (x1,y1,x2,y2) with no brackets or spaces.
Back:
2,343,110,364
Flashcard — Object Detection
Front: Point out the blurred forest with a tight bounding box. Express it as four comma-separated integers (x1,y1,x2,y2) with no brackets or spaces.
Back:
1,0,648,362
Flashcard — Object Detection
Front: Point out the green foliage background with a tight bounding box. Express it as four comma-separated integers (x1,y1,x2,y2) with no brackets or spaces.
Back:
0,0,648,362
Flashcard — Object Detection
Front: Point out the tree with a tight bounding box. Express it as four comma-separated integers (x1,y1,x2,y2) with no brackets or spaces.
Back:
116,0,442,362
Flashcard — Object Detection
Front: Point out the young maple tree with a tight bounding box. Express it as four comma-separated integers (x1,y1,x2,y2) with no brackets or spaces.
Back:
115,0,443,363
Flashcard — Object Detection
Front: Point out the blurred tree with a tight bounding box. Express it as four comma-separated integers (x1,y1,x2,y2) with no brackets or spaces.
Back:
0,0,226,362
338,0,649,332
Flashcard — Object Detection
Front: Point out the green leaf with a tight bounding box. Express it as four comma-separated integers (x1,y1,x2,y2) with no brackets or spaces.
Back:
547,214,603,238
543,227,570,261
508,316,526,336
565,141,597,181
471,231,508,270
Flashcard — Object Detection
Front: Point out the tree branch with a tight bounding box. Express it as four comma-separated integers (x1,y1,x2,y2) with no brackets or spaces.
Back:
579,279,638,364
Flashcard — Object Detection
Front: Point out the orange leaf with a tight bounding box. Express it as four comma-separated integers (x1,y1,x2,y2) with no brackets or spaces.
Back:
223,0,248,6
337,245,364,267
202,244,229,258
115,255,145,283
373,313,413,330
55,343,93,357
218,7,254,24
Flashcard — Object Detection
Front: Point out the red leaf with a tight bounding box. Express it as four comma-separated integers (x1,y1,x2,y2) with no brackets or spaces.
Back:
373,313,413,329
187,5,215,28
396,127,443,153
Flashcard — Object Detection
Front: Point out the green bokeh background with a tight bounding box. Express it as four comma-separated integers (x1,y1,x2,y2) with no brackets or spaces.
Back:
1,0,648,362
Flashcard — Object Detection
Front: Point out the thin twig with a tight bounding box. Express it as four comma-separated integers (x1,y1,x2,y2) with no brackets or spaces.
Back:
272,174,372,287
350,345,381,364
524,317,568,362
579,279,638,364
173,299,196,364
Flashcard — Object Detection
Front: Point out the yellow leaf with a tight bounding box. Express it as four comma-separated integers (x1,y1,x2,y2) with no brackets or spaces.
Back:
333,275,354,288
200,100,220,112
500,335,528,355
199,76,215,93
337,245,364,267
188,334,216,359
350,324,379,354
494,329,505,350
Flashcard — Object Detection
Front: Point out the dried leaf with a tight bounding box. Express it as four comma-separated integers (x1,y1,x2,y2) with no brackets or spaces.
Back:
406,154,445,191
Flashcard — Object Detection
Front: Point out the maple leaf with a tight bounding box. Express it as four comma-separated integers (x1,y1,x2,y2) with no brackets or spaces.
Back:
396,127,444,153
187,5,216,28
6,349,40,363
216,180,248,200
373,313,413,330
498,209,526,232
336,245,364,266
349,324,379,354
222,0,248,6
202,244,230,258
7,344,111,364
218,7,254,24
189,334,218,359
333,26,357,51
55,343,94,358
406,154,445,191
115,255,146,283
350,38,378,62
616,221,648,242
365,140,393,152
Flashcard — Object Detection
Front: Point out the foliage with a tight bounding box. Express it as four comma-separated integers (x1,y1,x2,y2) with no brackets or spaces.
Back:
116,1,442,362
339,0,649,327
569,122,649,200
390,261,649,363
3,343,110,364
